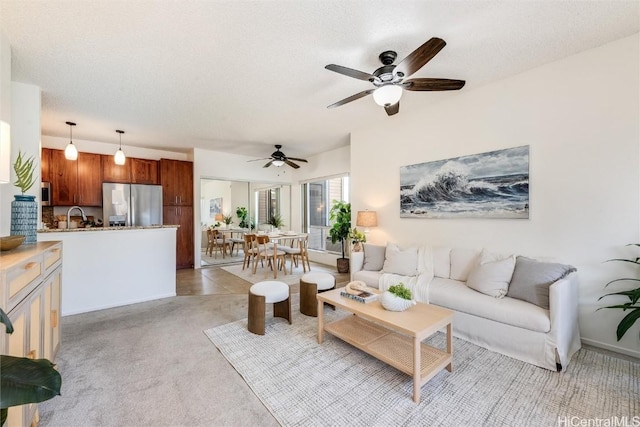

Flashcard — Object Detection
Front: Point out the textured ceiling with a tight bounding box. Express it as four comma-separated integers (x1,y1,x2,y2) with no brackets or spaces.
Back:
1,1,638,160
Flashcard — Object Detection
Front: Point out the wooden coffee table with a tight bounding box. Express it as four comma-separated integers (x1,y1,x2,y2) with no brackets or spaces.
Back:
317,288,454,403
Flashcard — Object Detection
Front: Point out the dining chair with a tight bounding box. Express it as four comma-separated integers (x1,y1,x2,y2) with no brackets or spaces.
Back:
227,229,246,257
205,229,215,256
242,233,258,270
252,235,287,278
211,229,230,259
279,234,310,274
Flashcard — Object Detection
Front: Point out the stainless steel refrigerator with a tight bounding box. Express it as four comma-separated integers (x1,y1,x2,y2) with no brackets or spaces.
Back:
102,183,163,227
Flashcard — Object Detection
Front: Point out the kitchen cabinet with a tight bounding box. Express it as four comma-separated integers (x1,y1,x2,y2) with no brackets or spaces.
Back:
131,158,159,185
50,150,102,206
1,242,62,427
163,206,194,269
160,159,193,206
102,154,131,183
41,147,52,182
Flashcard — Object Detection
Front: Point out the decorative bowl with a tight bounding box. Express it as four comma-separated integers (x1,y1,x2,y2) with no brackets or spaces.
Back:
0,235,26,251
380,291,416,312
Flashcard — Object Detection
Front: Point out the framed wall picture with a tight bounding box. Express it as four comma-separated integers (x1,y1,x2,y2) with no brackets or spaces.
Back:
400,145,529,219
210,198,223,217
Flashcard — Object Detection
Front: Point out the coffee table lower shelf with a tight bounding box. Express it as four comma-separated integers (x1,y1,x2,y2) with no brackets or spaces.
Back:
323,315,452,399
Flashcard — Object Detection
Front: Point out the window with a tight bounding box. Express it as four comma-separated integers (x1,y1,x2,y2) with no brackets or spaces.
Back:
302,175,349,252
256,187,280,227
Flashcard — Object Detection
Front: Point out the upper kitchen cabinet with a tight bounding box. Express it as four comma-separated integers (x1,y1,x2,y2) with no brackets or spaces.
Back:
102,155,131,183
131,158,159,185
50,150,102,206
160,159,193,206
41,148,52,182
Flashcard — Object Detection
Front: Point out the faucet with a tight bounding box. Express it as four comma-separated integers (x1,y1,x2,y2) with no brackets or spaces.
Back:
67,206,87,228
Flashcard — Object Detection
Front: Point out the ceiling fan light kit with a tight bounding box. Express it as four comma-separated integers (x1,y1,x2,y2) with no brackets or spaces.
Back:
325,37,465,116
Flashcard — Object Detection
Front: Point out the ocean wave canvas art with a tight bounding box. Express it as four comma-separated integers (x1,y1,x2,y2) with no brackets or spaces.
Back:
400,145,529,219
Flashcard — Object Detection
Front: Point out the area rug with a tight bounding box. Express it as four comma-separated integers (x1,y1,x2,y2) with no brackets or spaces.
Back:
221,262,337,286
204,310,639,427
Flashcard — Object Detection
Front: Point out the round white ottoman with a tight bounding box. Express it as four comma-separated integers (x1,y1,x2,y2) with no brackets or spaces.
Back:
300,272,336,317
248,280,291,335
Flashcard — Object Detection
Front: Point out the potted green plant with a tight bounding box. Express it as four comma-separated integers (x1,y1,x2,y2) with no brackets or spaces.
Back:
349,227,366,252
10,151,38,244
381,283,416,312
268,213,284,230
329,200,351,273
0,308,62,425
598,244,640,341
222,214,234,228
236,207,249,229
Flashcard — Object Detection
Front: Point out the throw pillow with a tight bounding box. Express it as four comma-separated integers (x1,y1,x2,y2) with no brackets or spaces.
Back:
507,257,577,309
362,244,386,271
466,254,516,298
450,248,481,281
382,243,418,277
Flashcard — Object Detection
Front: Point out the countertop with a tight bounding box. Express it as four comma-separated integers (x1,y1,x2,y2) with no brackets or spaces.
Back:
38,225,179,233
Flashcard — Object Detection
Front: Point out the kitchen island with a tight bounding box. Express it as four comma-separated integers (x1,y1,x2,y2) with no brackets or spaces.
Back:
38,226,178,316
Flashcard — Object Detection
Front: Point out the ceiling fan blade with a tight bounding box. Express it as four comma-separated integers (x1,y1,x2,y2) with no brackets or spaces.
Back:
404,78,466,91
286,157,308,163
284,160,300,169
263,160,273,168
327,89,375,109
394,37,447,78
384,102,400,116
247,157,271,162
325,64,376,82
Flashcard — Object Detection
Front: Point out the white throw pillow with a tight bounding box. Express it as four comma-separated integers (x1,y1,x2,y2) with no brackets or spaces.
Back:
466,251,516,298
382,244,418,277
450,248,481,281
433,247,451,278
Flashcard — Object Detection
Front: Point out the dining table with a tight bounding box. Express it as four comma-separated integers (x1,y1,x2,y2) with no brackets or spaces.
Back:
257,232,308,279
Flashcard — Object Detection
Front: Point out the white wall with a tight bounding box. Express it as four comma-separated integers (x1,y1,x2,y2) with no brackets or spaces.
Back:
200,179,232,227
351,35,640,357
0,29,11,184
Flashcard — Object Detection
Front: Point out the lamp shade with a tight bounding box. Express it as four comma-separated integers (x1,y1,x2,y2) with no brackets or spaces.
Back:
64,142,78,160
215,213,224,221
356,211,378,228
272,160,285,167
114,148,126,165
372,85,402,107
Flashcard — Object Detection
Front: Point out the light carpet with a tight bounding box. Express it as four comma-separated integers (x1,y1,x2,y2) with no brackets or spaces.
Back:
221,262,338,286
205,309,639,427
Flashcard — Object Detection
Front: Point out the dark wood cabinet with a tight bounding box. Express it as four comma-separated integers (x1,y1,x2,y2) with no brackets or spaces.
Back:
50,150,102,206
102,155,131,183
41,148,52,182
163,206,194,269
131,158,159,184
160,159,193,206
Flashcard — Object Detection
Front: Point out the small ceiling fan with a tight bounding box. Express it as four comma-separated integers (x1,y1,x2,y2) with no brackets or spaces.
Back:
325,37,465,116
248,145,308,169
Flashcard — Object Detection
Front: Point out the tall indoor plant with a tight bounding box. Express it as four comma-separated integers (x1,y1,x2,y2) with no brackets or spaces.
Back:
0,309,62,425
598,244,640,341
10,151,38,244
329,200,351,273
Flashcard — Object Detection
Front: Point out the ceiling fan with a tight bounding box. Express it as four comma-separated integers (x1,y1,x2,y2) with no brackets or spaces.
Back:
248,145,308,169
325,37,465,116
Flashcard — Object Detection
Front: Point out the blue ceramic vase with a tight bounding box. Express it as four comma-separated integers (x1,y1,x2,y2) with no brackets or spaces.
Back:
11,194,38,244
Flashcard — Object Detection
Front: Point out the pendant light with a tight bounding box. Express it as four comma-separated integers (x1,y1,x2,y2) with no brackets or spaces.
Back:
114,130,126,165
64,121,78,160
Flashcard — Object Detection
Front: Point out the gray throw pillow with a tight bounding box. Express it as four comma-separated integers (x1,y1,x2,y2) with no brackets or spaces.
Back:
507,256,577,309
363,244,385,271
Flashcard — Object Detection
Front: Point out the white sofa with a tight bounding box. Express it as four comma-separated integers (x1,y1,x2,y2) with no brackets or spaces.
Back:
351,244,581,372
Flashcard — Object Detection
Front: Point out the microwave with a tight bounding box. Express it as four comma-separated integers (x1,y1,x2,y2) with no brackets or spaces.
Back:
41,182,51,206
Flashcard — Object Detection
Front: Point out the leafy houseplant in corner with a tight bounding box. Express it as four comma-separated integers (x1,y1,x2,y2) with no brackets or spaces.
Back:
236,206,249,229
329,200,351,273
222,214,234,228
381,283,417,312
0,308,62,425
10,151,38,244
598,244,640,341
349,227,366,252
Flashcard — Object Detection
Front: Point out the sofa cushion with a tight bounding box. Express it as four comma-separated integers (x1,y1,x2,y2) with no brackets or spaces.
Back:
429,278,551,333
466,250,516,298
507,256,577,309
433,247,451,278
362,244,385,271
450,248,481,281
352,270,382,289
382,244,418,276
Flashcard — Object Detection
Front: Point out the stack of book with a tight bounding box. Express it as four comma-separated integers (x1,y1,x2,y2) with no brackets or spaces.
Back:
340,289,378,303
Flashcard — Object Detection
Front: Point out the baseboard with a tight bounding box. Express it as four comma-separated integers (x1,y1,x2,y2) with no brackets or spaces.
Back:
581,338,640,360
62,292,177,317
